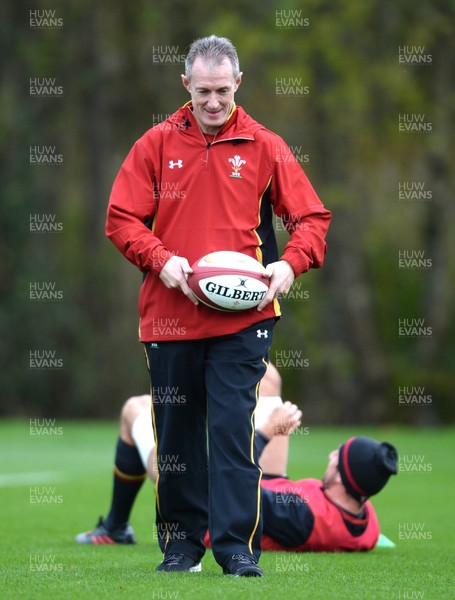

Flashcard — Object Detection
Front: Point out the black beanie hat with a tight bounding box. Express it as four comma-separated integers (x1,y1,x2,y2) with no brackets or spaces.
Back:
338,437,398,503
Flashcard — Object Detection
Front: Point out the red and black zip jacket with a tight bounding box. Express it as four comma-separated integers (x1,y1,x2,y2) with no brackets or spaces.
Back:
106,103,331,341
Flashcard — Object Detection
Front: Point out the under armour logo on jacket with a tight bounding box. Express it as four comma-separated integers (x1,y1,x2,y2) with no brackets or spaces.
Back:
169,160,183,169
257,330,268,338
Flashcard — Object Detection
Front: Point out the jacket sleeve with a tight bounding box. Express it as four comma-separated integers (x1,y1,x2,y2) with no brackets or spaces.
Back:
269,137,332,277
261,487,315,547
105,132,174,274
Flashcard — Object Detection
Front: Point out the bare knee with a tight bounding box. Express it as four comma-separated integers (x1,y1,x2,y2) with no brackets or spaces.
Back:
120,395,151,444
259,362,282,397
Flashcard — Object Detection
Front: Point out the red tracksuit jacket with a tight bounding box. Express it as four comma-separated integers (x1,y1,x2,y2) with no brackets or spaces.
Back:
106,102,331,341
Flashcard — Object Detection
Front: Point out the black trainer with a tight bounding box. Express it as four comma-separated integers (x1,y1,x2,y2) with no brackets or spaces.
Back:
156,553,202,573
75,517,136,545
223,554,264,577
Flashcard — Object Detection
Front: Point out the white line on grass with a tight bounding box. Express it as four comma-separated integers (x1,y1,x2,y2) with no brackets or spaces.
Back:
0,471,65,487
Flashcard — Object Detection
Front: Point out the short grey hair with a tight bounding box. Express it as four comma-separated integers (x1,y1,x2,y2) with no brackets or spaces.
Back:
185,35,240,80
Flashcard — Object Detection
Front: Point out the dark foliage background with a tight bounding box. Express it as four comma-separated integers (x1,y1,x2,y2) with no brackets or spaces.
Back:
2,0,454,424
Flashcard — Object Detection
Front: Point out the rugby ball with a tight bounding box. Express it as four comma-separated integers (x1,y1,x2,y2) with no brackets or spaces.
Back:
188,251,269,311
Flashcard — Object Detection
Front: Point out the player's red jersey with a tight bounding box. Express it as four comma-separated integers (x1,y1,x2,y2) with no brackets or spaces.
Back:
260,477,380,552
106,103,331,341
203,477,380,552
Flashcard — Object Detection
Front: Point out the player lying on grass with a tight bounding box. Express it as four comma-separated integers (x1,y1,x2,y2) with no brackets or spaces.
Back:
76,363,398,552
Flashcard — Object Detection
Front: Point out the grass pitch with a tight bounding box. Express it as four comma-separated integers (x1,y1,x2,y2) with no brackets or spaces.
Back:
1,421,453,599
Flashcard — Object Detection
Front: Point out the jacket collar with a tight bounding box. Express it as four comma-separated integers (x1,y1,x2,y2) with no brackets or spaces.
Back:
167,102,263,140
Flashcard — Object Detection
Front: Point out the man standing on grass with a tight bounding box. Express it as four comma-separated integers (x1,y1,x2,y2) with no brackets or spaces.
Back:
106,34,331,576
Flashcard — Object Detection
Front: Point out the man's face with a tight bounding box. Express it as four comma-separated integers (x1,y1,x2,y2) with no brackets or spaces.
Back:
181,57,242,135
322,449,340,489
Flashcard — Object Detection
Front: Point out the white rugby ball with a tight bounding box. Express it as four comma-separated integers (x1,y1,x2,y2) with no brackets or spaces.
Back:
188,251,270,311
